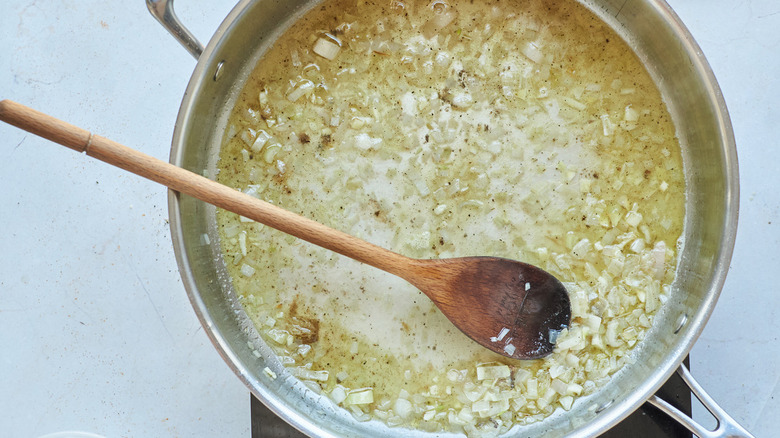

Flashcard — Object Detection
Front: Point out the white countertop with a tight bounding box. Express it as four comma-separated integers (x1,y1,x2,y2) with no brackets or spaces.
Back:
1,1,777,437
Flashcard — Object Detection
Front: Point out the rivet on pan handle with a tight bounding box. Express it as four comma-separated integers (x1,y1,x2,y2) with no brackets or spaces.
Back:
146,0,204,59
647,364,754,438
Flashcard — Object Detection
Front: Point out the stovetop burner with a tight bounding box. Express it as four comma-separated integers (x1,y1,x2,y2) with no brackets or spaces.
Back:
251,359,691,437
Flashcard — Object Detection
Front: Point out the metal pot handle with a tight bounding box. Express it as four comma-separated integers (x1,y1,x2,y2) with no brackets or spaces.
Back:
146,0,204,59
647,364,754,438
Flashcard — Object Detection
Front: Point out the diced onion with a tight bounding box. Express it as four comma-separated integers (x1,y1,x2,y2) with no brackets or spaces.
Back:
286,80,315,102
293,367,329,382
421,9,457,39
353,132,383,150
562,96,586,111
263,144,282,163
625,210,643,227
624,105,639,122
559,396,574,411
451,93,474,109
521,41,543,63
251,130,272,152
476,364,511,380
600,114,615,136
651,241,667,278
394,397,413,418
240,127,257,146
297,344,312,357
330,385,348,404
345,388,374,405
313,37,341,60
551,378,569,395
240,263,256,277
525,379,538,399
263,367,277,380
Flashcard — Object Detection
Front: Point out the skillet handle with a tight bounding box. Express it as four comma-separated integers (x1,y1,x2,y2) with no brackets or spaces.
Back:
647,364,754,438
146,0,204,59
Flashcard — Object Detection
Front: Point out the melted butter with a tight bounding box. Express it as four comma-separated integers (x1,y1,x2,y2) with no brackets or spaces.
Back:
216,0,685,432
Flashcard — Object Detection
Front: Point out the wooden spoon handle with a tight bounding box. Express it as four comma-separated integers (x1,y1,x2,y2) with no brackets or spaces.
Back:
0,99,413,276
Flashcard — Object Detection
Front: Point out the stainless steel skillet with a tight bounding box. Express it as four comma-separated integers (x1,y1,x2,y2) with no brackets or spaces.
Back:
148,0,749,436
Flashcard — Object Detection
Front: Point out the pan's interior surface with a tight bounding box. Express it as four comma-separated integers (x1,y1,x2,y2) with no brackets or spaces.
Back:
168,0,737,436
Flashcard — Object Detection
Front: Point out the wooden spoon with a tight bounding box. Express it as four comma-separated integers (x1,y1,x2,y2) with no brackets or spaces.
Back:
0,99,571,360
